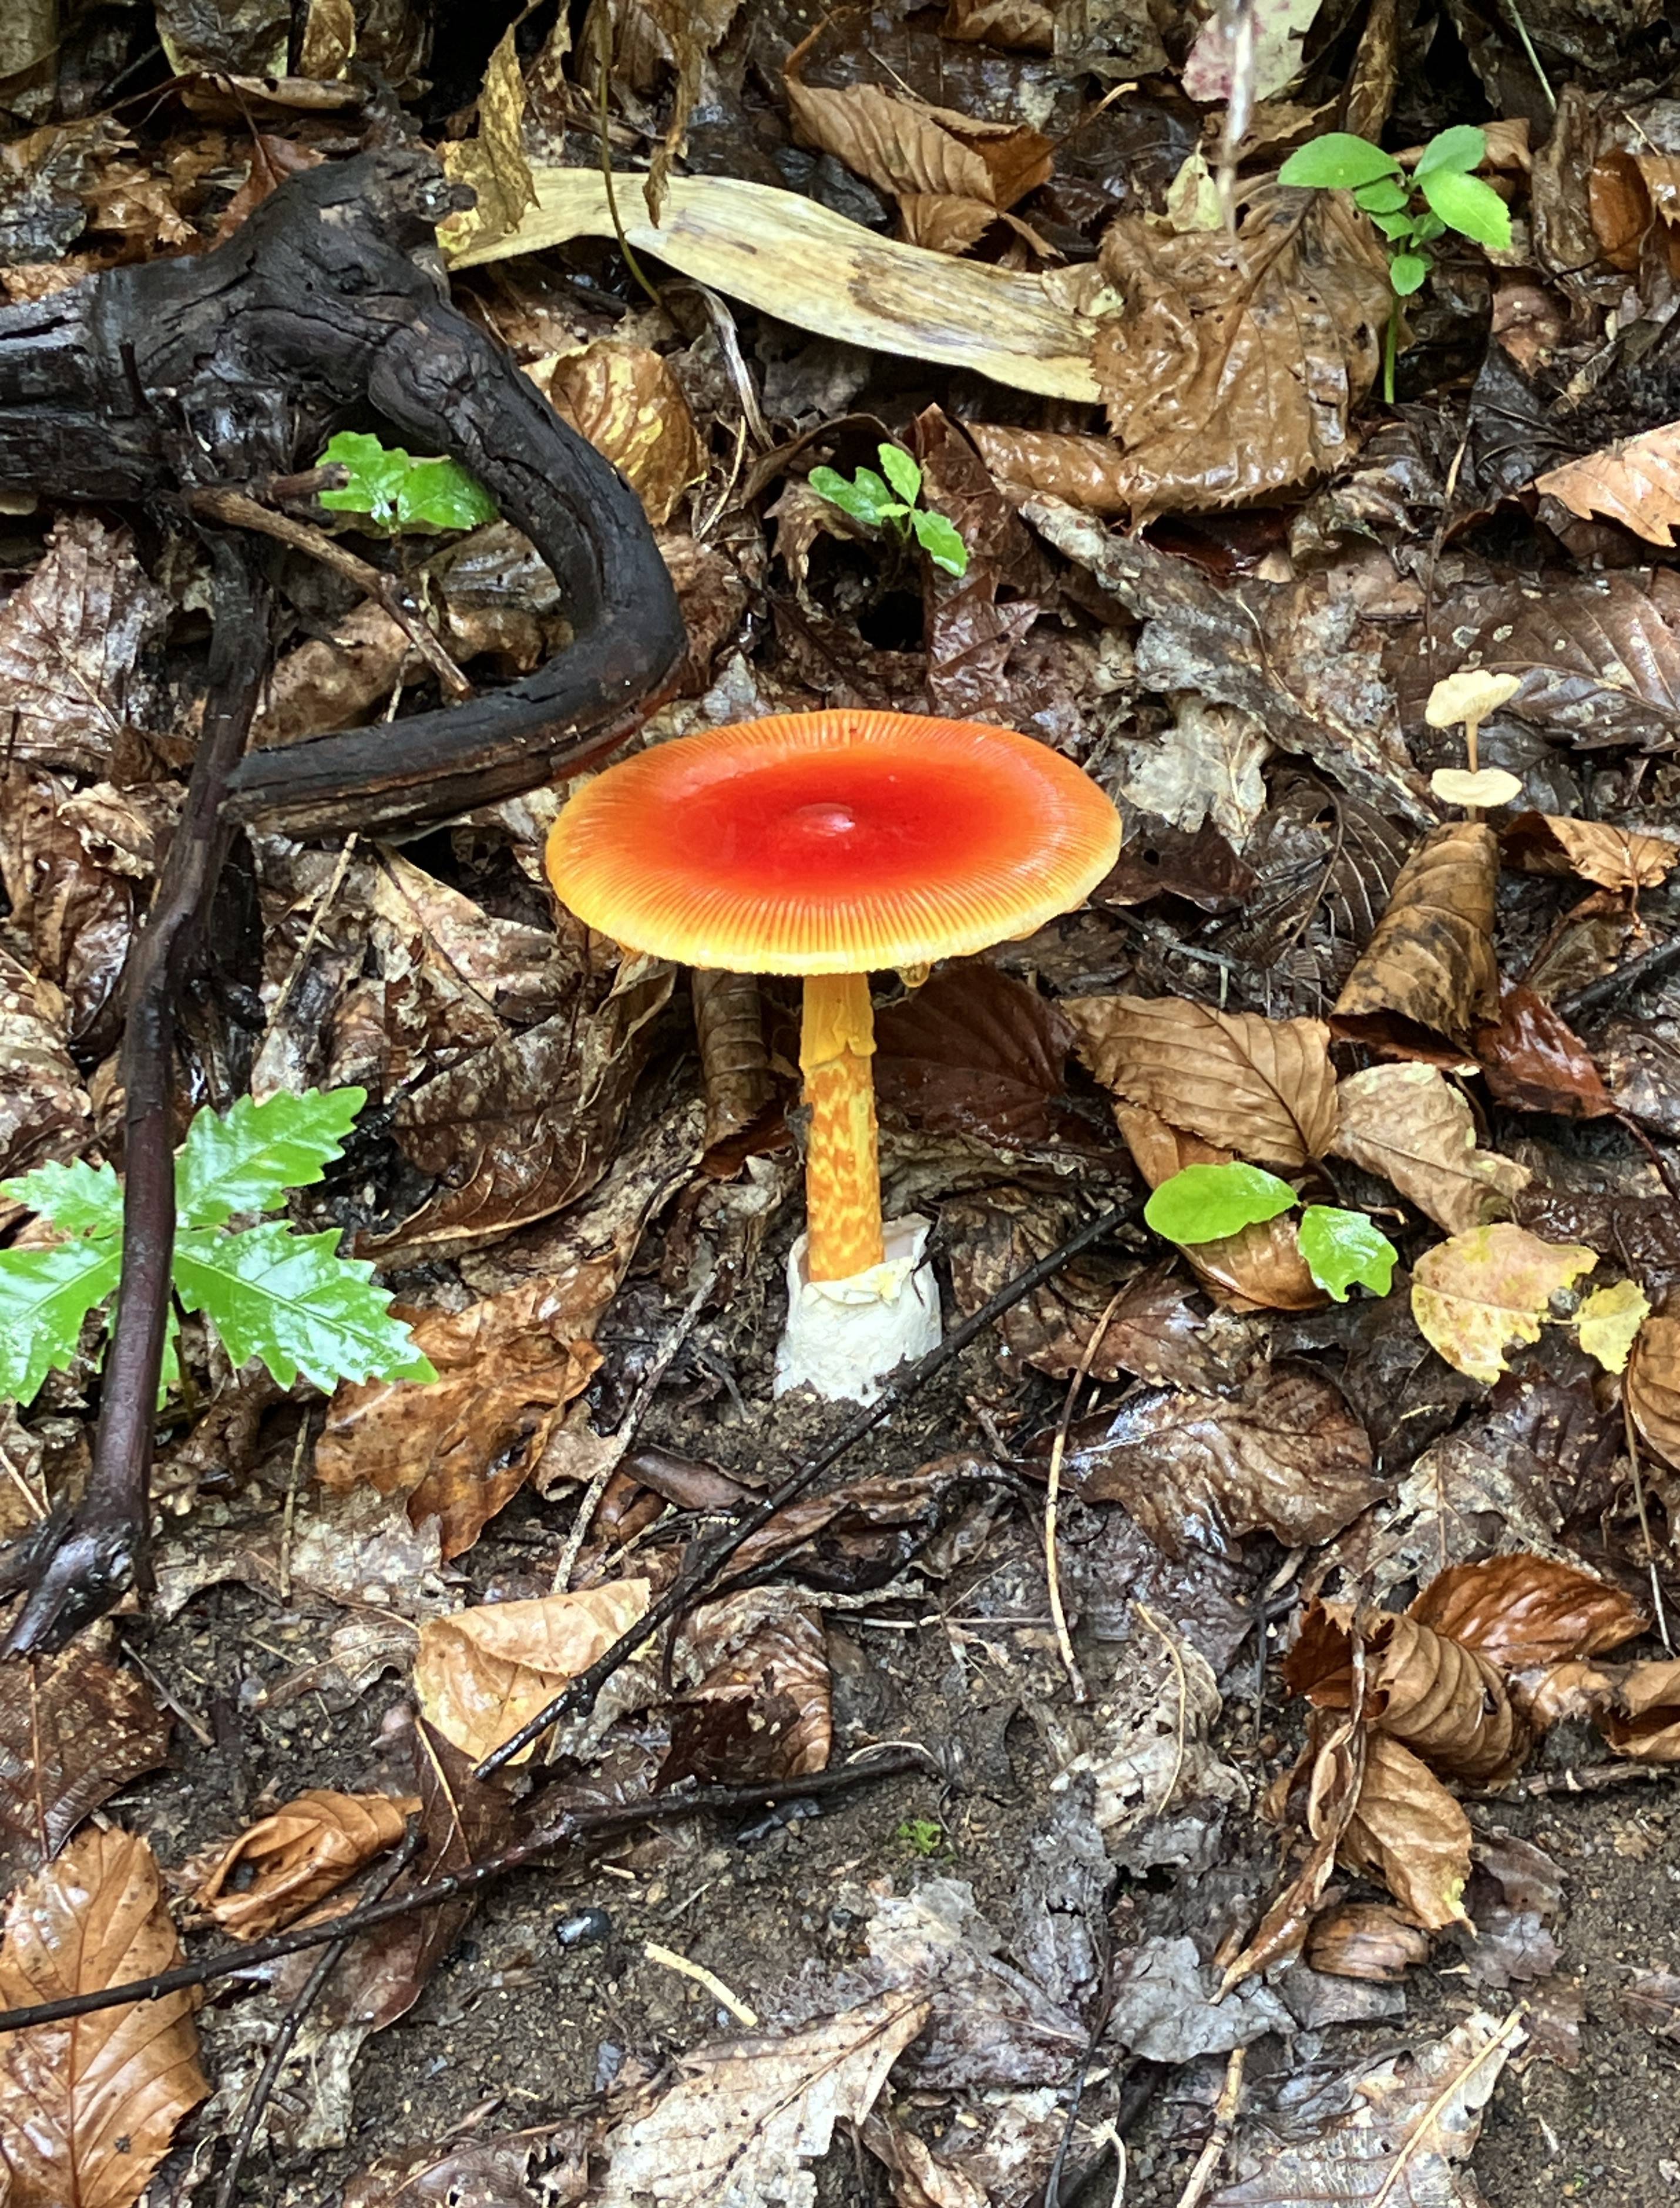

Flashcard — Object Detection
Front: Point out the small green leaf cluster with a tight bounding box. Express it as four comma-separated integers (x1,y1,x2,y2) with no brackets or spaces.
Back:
1144,1163,1397,1303
893,1816,948,1857
1279,126,1511,300
0,1088,436,1408
809,442,970,577
317,431,498,534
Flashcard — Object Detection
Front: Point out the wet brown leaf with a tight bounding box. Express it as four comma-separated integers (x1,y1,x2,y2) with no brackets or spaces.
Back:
0,1825,209,2207
317,1266,620,1560
728,1461,979,1592
1332,1061,1528,1235
692,969,775,1164
0,946,92,1211
664,1589,831,1787
1219,1708,1366,1991
1455,570,1680,751
1409,1555,1645,1671
1098,814,1256,914
1474,984,1614,1117
0,768,142,1050
875,963,1085,1151
1330,821,1500,1056
1342,1733,1475,1930
967,424,1131,516
1603,1659,1680,1761
1502,809,1680,891
1287,1602,1525,1784
1066,994,1336,1168
1537,421,1680,547
1088,191,1391,518
414,1579,651,1764
1063,1366,1379,1561
0,1636,172,1898
537,342,706,527
1208,2008,1521,2203
1306,1902,1433,1982
0,511,168,778
1627,1312,1680,1467
194,1790,418,1940
1411,1224,1598,1385
1114,1102,1326,1312
344,2126,590,2208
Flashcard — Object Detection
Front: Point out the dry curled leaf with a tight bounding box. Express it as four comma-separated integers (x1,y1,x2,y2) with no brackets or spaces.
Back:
1114,1101,1325,1312
0,1639,172,1898
1063,1367,1379,1561
1502,809,1680,892
1604,1659,1680,1761
194,1789,419,1939
414,1579,651,1764
318,1266,620,1560
1306,1902,1433,1982
1627,1312,1680,1468
1411,1224,1597,1385
1340,1733,1475,1931
1288,1601,1525,1783
1089,191,1391,518
1536,421,1680,547
1331,820,1499,1055
1575,1278,1651,1373
536,342,706,526
1409,1555,1645,1672
1064,994,1336,1168
0,1826,209,2208
598,1993,929,2208
1332,1061,1527,1235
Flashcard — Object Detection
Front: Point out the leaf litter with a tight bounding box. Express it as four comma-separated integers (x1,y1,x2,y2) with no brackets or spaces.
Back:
6,10,1680,2208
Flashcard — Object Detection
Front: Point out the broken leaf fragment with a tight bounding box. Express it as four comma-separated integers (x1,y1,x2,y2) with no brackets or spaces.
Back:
1411,1223,1597,1384
1575,1278,1651,1373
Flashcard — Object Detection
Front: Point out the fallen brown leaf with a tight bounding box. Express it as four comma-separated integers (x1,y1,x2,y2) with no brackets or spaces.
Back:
1453,569,1680,751
1502,809,1680,892
317,1266,620,1559
536,341,706,526
967,423,1131,516
0,1635,172,1898
1287,1602,1525,1783
0,946,92,1216
664,1589,832,1787
1064,994,1336,1168
0,767,143,1050
1474,984,1614,1118
1306,1902,1433,1982
194,1789,419,1939
344,2125,591,2208
692,969,776,1164
1332,1061,1528,1235
1114,1101,1326,1312
1331,820,1500,1055
1627,1313,1680,1468
875,962,1086,1151
414,1579,651,1764
1088,191,1391,518
1411,1224,1598,1385
1604,1659,1680,1760
1062,1366,1380,1561
1536,421,1680,547
1409,1555,1645,1671
0,1826,209,2207
1219,1707,1366,1992
1341,1732,1474,1930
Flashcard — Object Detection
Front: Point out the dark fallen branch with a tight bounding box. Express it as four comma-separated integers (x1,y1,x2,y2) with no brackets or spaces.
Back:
0,1748,931,2036
2,546,271,1658
0,146,684,838
476,1196,1141,1779
1558,932,1680,1024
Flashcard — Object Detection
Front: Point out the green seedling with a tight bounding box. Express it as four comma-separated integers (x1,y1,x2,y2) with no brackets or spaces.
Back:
1279,126,1513,403
1144,1162,1397,1302
809,442,970,577
894,1817,947,1858
317,430,498,533
0,1087,436,1407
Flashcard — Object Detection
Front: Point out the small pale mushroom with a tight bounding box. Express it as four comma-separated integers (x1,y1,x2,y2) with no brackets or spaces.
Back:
545,707,1121,1402
1424,667,1522,772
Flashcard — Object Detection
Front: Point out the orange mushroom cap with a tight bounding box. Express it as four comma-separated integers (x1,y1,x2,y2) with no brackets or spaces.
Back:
545,708,1121,974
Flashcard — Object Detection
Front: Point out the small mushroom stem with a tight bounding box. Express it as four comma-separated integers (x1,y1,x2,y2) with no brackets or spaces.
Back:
799,973,886,1281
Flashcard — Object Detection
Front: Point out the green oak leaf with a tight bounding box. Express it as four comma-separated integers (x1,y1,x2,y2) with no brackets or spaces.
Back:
1144,1162,1298,1245
176,1086,367,1229
172,1222,435,1392
878,443,923,504
1279,133,1402,190
1298,1205,1399,1302
0,1238,122,1404
1418,169,1510,248
1414,124,1486,179
0,1158,122,1237
912,509,970,576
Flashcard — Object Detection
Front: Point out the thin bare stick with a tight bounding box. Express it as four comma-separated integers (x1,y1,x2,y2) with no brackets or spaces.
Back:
1044,1288,1125,1704
1174,2046,1246,2208
1625,1396,1672,1654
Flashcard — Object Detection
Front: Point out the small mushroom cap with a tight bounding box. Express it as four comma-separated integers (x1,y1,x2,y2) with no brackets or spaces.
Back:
546,708,1122,974
1424,668,1522,730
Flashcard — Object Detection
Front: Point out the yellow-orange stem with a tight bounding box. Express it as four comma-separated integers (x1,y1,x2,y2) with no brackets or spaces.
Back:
799,972,885,1281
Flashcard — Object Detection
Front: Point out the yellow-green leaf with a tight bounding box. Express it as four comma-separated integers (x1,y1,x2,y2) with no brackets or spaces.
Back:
1576,1278,1651,1375
1411,1224,1597,1384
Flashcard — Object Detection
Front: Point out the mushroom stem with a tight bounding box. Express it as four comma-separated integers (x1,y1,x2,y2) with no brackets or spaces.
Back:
799,972,886,1281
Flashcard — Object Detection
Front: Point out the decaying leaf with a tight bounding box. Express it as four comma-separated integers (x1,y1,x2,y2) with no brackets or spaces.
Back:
597,1993,929,2208
692,968,775,1161
1341,1733,1475,1931
1603,1659,1680,1760
1537,421,1680,547
437,26,535,257
1064,995,1336,1168
1409,1554,1644,1670
875,962,1085,1151
1503,809,1680,892
317,1265,620,1559
1452,569,1680,751
0,946,92,1222
1062,1366,1379,1560
1332,1060,1528,1235
1207,2009,1521,2204
1331,821,1499,1054
664,1589,832,1787
1627,1313,1680,1467
1088,191,1391,517
1474,984,1614,1118
344,2126,590,2208
1411,1224,1598,1384
0,1635,172,1897
1287,1601,1525,1784
194,1789,419,1938
1306,1901,1433,1982
414,1579,651,1763
0,1826,209,2208
1115,1102,1326,1312
1576,1278,1651,1373
536,342,707,526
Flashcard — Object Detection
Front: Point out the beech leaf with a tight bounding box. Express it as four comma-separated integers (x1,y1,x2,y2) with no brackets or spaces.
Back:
1341,1733,1474,1931
415,1579,652,1763
1298,1205,1397,1300
1536,421,1680,548
1627,1313,1680,1469
1331,820,1499,1053
1410,1223,1597,1384
0,1640,172,1896
1409,1555,1646,1671
1501,809,1680,892
1114,1103,1326,1313
1332,1061,1528,1234
194,1789,419,1939
1143,1162,1298,1244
